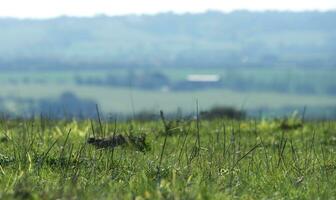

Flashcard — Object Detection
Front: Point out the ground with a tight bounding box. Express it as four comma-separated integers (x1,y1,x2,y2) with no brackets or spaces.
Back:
0,116,336,199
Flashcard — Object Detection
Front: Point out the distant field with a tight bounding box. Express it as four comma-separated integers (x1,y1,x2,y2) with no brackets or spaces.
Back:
1,68,335,87
0,68,335,117
1,83,335,114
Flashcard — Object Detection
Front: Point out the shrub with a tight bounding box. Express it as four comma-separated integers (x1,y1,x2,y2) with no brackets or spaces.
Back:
200,106,246,120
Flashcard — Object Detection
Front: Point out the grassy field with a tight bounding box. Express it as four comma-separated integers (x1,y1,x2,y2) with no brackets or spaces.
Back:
0,115,336,199
1,83,336,115
1,69,335,118
1,68,335,88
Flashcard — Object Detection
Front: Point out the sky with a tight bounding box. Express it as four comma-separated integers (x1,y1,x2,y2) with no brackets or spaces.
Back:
0,0,335,18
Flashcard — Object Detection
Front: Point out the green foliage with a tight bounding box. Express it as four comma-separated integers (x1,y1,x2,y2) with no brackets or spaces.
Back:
200,106,246,120
0,117,336,199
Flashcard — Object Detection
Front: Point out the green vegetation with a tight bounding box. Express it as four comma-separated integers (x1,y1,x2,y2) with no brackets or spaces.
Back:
0,115,336,199
1,83,336,116
0,68,335,118
1,11,336,118
1,11,335,199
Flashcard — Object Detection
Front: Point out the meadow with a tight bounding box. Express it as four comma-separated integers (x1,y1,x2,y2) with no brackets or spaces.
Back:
1,68,335,117
0,114,335,199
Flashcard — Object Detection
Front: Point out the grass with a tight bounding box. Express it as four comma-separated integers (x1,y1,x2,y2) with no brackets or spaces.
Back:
0,114,336,199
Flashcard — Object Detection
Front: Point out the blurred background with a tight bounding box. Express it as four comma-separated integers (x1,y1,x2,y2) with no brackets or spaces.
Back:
0,0,335,119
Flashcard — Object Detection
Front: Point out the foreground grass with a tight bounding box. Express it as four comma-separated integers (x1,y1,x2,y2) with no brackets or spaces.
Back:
0,116,336,199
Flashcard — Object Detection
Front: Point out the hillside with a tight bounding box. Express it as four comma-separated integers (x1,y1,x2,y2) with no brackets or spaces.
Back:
1,11,336,70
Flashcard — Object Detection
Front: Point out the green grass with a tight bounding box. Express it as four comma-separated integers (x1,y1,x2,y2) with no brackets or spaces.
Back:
0,116,336,199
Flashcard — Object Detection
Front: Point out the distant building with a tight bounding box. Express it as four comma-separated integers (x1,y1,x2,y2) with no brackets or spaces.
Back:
173,74,222,90
186,74,221,82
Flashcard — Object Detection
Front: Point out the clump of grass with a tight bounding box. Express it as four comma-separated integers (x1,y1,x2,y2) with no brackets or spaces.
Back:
87,134,149,152
279,120,303,130
0,153,14,165
87,135,126,149
0,136,9,143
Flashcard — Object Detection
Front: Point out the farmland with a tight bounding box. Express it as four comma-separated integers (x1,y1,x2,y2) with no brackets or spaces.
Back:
1,11,336,118
1,68,336,118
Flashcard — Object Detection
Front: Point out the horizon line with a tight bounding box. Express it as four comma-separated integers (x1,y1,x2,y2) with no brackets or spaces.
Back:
1,8,336,20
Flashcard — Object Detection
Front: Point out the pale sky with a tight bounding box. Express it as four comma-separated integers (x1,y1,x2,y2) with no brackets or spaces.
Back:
0,0,335,19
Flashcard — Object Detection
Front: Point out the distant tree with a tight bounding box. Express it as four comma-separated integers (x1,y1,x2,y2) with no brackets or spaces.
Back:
200,106,246,120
